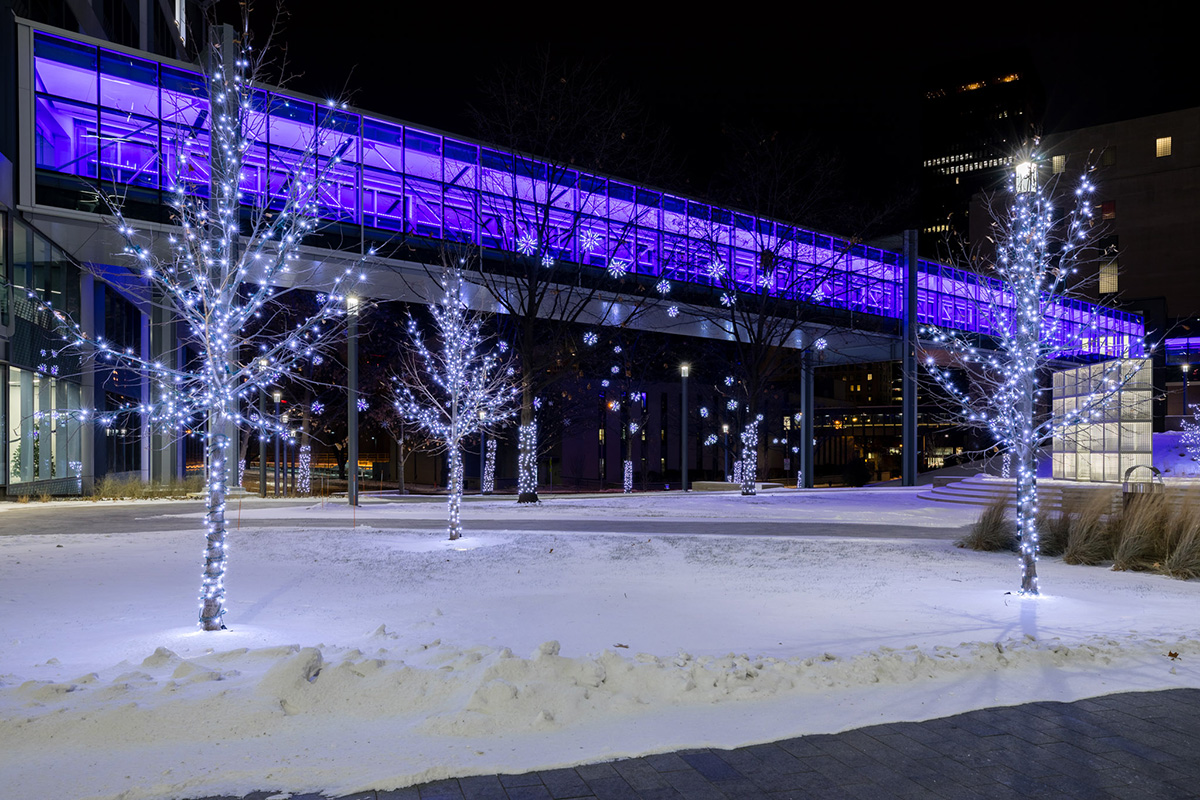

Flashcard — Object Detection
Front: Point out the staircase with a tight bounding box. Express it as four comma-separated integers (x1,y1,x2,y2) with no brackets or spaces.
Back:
918,474,1118,512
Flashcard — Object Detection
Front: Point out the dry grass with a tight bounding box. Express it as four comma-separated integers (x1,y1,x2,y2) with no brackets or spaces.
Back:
93,475,204,500
958,498,1017,551
17,494,30,504
1112,495,1171,572
1063,490,1116,566
1037,510,1072,557
1164,504,1200,579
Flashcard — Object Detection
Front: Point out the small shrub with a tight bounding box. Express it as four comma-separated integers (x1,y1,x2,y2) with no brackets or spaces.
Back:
38,491,52,503
1064,490,1116,565
1112,495,1170,572
958,499,1017,551
1163,503,1200,580
17,494,30,504
1037,510,1071,557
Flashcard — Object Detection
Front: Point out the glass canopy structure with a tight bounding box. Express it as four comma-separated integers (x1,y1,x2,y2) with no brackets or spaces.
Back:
27,28,1144,359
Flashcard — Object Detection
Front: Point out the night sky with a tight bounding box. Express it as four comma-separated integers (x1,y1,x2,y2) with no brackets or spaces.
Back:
217,5,1198,227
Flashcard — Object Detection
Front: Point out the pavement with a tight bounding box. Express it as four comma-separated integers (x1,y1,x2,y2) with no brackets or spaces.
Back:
192,688,1200,800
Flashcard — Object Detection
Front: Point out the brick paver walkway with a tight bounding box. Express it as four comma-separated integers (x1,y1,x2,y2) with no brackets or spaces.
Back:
197,688,1200,800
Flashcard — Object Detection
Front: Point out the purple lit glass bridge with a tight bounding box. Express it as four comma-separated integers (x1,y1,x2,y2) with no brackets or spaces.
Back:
26,28,1144,359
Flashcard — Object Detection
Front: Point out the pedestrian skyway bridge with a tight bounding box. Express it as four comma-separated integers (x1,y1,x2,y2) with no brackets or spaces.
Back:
21,24,1144,358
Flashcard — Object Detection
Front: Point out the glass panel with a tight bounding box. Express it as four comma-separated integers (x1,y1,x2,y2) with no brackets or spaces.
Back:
99,49,158,117
34,33,97,103
404,128,442,182
99,109,159,187
35,95,97,179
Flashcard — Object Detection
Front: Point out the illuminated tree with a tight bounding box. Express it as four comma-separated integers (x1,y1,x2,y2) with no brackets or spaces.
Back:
396,263,519,539
38,21,365,629
922,155,1141,595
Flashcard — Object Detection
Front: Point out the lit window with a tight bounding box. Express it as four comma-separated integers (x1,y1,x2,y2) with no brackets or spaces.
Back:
1156,137,1172,157
1052,155,1066,174
1099,261,1119,294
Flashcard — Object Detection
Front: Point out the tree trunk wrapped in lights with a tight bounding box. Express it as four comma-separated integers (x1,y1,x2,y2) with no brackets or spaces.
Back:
922,153,1143,596
34,21,368,630
740,416,762,496
396,263,519,538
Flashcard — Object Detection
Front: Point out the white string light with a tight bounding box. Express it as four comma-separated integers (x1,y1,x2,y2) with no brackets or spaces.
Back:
395,266,519,539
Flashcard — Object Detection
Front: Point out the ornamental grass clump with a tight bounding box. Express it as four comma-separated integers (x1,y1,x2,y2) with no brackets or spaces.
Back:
958,498,1017,551
1112,494,1170,572
1163,503,1200,580
1037,510,1072,557
1063,490,1116,566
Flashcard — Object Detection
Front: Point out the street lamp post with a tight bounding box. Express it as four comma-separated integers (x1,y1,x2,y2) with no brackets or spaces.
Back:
722,423,730,482
272,390,282,497
1184,363,1190,424
681,364,689,492
258,363,267,498
281,413,290,494
347,295,359,507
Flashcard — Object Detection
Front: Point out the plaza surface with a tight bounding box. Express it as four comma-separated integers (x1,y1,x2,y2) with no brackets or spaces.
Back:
1,487,1197,800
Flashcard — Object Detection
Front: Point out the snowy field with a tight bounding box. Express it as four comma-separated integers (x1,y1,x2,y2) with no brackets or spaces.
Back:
2,487,1199,800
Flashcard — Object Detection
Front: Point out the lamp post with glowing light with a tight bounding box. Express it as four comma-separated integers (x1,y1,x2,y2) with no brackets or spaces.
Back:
347,294,359,507
722,423,730,481
1184,363,1190,423
681,363,689,491
259,360,268,498
273,390,282,497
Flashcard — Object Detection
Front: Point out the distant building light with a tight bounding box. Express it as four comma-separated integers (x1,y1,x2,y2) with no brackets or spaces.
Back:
1156,137,1173,158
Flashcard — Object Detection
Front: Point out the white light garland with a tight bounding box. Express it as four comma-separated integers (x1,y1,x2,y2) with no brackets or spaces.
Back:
483,438,497,494
623,459,633,493
518,420,539,503
740,415,762,496
298,445,311,494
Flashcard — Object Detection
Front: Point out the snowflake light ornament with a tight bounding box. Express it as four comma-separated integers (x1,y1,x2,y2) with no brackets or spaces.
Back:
667,306,680,318
580,230,602,252
656,279,671,295
583,331,599,346
607,258,630,279
516,232,537,256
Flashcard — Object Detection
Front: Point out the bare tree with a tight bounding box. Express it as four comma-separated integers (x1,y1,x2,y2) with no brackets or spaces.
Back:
396,259,519,538
467,52,674,503
922,155,1143,595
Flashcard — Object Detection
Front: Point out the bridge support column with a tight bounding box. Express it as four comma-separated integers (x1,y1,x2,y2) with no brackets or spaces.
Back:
801,348,814,488
902,229,919,486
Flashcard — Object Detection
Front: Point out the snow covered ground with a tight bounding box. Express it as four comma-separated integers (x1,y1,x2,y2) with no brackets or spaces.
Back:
2,487,1198,800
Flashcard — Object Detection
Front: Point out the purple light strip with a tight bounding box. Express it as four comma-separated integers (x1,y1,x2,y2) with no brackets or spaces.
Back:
28,29,1144,359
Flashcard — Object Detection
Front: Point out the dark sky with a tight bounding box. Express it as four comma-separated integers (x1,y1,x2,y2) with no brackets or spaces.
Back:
219,5,1199,218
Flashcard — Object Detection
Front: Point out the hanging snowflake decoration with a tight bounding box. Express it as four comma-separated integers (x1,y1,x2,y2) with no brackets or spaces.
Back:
610,399,621,411
607,258,630,279
667,306,680,318
613,345,622,354
601,379,610,388
706,261,724,280
727,399,739,411
516,232,538,256
704,434,718,446
656,279,671,295
724,375,735,386
580,230,602,252
699,406,710,418
757,274,771,289
533,396,543,410
720,293,734,307
611,365,620,374
357,398,370,412
311,400,325,415
541,254,555,268
312,354,323,366
498,341,509,352
814,337,828,351
583,331,599,346
629,421,639,434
